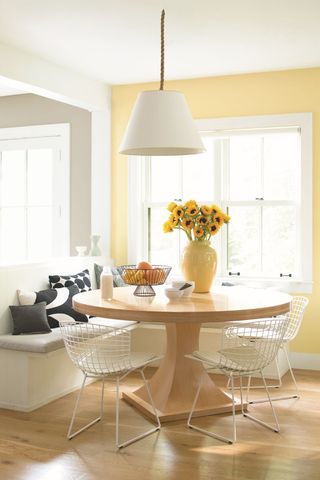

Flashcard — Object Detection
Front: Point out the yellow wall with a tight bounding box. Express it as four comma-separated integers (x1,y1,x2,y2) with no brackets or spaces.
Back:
111,68,320,354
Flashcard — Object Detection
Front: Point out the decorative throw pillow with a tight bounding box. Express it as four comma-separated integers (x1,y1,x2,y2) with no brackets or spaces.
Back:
48,269,92,292
10,302,52,335
94,264,126,289
18,284,88,328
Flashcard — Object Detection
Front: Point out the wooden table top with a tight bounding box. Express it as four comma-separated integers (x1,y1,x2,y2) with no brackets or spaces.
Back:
73,286,292,324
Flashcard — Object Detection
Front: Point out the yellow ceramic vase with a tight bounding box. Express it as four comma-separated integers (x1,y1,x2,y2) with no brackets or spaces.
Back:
181,240,217,293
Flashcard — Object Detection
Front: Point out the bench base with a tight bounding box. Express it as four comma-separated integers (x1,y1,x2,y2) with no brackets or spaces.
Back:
0,347,86,412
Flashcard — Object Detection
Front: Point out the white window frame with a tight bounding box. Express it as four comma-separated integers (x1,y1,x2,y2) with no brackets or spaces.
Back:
128,113,312,293
0,123,70,263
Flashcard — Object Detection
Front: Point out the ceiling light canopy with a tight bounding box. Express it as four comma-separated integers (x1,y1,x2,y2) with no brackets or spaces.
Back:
119,10,205,157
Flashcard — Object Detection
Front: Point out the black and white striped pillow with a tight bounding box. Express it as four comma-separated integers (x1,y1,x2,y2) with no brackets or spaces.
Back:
18,284,88,328
49,269,92,292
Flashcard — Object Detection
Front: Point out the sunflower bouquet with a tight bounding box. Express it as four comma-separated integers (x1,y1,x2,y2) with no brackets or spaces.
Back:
163,200,230,241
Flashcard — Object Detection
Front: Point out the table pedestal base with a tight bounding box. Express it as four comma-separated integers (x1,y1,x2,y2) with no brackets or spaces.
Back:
123,323,246,423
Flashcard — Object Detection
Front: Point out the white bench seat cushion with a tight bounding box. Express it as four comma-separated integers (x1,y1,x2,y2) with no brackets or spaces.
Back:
0,318,138,353
0,329,64,354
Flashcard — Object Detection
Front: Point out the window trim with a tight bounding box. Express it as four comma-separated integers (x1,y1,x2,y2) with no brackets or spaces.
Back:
0,123,70,264
197,113,313,293
128,113,312,294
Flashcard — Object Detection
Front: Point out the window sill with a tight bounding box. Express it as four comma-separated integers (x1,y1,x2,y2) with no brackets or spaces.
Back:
217,276,313,294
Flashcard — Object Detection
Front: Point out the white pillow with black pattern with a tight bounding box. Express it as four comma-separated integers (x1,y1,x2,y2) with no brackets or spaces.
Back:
17,284,88,328
48,269,92,292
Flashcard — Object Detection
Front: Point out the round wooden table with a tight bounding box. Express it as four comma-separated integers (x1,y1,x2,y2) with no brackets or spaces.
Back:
73,286,292,422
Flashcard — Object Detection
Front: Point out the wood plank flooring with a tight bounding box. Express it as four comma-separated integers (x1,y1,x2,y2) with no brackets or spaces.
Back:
0,369,319,480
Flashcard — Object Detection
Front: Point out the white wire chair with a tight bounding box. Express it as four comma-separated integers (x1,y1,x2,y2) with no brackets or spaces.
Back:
245,296,309,404
186,316,289,444
60,321,161,449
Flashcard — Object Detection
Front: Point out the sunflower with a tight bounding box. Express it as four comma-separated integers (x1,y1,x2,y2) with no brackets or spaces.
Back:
200,205,212,215
163,221,173,233
208,222,220,236
184,199,197,208
214,214,224,226
211,204,223,215
169,213,179,227
182,218,194,230
223,213,231,223
186,205,199,216
167,201,177,212
173,205,184,218
198,215,209,226
194,226,204,238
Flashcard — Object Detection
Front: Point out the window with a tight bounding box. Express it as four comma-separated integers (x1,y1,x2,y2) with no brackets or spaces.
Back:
0,124,70,264
128,113,312,292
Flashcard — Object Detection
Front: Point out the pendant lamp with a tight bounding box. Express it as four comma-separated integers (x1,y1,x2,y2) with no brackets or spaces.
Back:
119,10,205,156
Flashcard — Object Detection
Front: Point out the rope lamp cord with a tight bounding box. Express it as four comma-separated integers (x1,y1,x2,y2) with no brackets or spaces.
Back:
118,8,205,156
160,9,165,90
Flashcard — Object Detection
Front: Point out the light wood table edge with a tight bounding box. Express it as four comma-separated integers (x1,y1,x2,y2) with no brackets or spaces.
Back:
73,297,291,324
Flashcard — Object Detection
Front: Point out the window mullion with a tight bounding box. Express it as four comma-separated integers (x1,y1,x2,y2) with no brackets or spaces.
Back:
260,136,264,199
25,149,28,260
258,138,264,275
179,156,183,202
220,138,229,276
259,205,263,275
178,157,183,260
0,151,2,262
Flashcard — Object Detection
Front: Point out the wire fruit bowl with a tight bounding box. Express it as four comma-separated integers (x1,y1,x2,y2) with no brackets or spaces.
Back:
118,265,171,296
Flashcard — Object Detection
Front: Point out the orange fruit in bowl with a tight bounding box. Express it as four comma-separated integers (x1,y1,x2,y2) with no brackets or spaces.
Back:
137,261,153,270
145,269,156,283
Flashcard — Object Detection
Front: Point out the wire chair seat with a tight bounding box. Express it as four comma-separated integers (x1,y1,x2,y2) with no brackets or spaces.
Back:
191,347,270,375
60,321,161,448
186,316,289,444
77,351,158,376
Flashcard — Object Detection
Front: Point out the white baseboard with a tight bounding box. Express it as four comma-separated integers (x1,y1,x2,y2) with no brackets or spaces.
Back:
289,352,320,371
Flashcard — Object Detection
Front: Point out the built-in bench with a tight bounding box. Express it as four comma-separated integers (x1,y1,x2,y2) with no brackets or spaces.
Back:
0,256,128,412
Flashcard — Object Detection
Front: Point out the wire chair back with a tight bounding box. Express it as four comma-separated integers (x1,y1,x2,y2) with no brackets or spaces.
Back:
220,316,289,374
60,322,132,377
284,296,309,343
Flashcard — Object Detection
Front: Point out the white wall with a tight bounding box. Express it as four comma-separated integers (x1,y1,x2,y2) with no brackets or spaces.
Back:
0,94,93,253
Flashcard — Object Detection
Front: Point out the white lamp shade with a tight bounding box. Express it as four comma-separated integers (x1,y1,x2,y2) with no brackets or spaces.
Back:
119,90,205,156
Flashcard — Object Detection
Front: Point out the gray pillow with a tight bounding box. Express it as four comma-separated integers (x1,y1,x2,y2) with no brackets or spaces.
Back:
10,302,52,335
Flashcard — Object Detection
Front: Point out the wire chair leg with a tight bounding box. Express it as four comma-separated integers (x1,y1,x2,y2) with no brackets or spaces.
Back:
67,374,102,440
187,373,203,428
243,370,280,433
115,376,120,447
274,355,283,388
284,344,300,398
246,376,252,404
187,372,235,444
249,345,299,404
100,378,105,419
116,371,161,449
141,369,161,430
229,356,282,393
230,374,237,443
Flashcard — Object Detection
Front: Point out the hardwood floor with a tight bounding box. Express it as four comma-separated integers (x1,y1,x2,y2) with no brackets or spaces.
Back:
0,369,319,480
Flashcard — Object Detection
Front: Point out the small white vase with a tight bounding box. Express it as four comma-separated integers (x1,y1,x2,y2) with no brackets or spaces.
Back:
75,246,87,257
89,235,101,256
